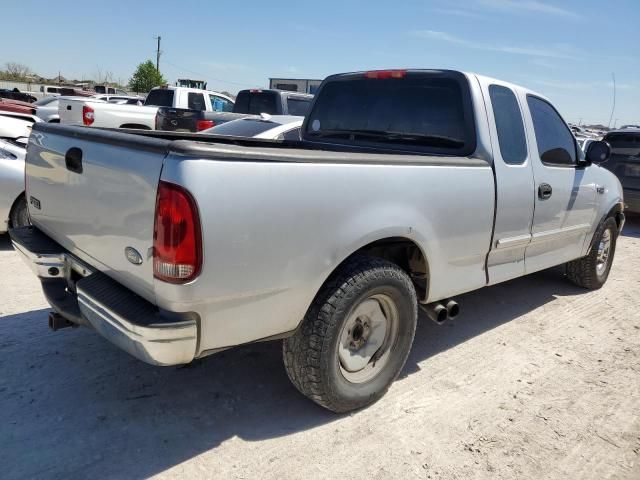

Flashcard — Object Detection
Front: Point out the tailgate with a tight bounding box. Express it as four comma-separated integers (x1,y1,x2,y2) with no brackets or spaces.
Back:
26,123,170,301
155,107,202,132
58,98,87,125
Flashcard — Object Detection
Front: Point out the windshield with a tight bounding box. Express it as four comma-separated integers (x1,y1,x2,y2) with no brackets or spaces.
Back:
202,118,278,137
605,132,640,159
34,97,58,106
304,72,476,155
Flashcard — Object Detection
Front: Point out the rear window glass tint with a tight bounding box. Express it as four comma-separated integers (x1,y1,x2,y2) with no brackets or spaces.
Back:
286,97,311,116
188,92,206,111
145,89,174,107
489,85,527,165
205,119,277,137
605,133,640,149
234,91,279,115
305,72,476,155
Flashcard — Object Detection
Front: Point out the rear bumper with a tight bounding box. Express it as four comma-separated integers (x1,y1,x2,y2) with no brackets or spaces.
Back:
623,189,640,213
9,226,198,366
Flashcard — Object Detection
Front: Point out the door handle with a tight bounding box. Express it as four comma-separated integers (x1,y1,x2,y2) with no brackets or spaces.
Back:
538,183,552,200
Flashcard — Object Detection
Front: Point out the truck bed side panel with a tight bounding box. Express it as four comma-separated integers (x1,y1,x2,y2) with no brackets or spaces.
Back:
158,154,495,354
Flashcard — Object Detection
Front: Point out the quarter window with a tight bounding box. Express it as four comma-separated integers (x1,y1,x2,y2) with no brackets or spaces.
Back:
527,96,576,166
489,85,527,165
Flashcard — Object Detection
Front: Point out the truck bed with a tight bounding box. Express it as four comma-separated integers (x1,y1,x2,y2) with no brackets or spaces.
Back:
44,123,490,167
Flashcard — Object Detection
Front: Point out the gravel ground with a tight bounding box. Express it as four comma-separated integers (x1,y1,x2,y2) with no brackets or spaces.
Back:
1,219,639,480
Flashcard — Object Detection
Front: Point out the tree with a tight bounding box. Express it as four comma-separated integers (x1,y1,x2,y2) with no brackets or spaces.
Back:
129,60,166,93
4,62,32,80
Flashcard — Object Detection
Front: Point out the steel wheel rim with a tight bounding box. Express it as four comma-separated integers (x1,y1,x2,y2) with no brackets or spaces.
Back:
338,293,399,384
596,228,611,276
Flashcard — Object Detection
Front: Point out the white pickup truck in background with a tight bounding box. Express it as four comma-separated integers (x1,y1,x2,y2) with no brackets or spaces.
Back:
58,86,235,130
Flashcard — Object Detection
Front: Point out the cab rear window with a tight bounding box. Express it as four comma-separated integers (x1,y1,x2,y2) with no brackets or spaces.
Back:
234,91,279,115
304,71,476,155
145,89,174,107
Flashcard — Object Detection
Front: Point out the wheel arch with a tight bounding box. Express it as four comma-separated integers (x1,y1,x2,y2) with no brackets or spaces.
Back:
315,234,431,305
586,201,624,255
8,191,26,228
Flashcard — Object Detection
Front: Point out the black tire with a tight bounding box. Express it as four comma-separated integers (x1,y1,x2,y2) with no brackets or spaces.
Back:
283,255,418,413
566,217,617,289
9,195,30,228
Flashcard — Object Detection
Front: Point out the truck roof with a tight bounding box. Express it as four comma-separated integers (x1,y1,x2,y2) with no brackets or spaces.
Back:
153,85,234,102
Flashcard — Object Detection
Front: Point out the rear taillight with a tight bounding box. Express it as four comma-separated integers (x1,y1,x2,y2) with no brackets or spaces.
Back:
364,70,406,79
153,181,202,283
196,119,215,131
82,105,94,125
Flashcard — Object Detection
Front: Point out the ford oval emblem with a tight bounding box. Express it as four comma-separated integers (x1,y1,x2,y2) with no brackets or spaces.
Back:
125,247,143,265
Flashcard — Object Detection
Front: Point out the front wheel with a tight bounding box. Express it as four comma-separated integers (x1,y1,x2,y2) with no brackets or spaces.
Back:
566,217,618,289
283,256,417,412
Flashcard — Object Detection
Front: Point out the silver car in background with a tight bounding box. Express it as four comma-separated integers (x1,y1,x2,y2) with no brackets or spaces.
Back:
200,114,303,140
0,138,27,232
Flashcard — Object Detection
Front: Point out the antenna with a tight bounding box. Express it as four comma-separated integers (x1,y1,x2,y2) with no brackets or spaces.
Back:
608,73,616,128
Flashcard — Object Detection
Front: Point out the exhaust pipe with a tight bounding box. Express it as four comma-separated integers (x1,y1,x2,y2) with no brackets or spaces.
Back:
423,303,448,324
48,312,74,331
444,299,460,319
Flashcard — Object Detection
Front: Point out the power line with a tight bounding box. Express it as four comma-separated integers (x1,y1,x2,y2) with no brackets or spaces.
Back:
162,59,259,88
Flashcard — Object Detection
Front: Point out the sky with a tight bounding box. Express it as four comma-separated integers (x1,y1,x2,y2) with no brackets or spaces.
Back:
1,0,638,126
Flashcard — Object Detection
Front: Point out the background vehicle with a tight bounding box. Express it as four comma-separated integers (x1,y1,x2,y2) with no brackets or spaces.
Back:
0,139,28,232
156,89,312,132
12,69,623,413
200,114,303,139
93,85,130,95
0,114,40,144
0,89,37,103
602,128,640,213
37,95,145,123
0,98,36,115
59,86,234,130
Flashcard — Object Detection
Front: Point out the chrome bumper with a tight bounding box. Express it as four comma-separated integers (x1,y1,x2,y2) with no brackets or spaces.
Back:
10,226,198,366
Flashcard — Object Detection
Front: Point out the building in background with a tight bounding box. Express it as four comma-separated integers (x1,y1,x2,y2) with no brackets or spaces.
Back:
269,78,323,94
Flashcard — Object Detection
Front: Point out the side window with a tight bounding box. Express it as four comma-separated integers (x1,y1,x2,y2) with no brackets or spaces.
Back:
188,92,206,111
282,126,301,141
527,96,576,166
489,85,527,165
209,95,234,112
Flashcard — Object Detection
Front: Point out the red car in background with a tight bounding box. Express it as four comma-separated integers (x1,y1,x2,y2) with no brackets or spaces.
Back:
0,98,36,115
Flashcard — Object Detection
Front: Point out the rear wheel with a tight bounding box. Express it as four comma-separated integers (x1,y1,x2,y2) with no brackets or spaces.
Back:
283,256,417,412
9,195,30,228
566,217,617,289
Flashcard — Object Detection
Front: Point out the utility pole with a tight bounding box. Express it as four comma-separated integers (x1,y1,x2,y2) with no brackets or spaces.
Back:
155,36,162,73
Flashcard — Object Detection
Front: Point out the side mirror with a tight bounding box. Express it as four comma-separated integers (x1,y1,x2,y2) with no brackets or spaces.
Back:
586,140,611,165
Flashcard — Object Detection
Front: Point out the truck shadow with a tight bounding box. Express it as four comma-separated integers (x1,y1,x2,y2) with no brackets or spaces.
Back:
0,233,13,251
0,264,594,479
621,214,640,238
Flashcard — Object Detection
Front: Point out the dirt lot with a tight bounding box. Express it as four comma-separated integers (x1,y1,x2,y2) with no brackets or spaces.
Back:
1,219,639,480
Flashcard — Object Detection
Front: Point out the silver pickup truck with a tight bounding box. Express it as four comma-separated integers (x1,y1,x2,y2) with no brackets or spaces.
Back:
12,69,624,412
